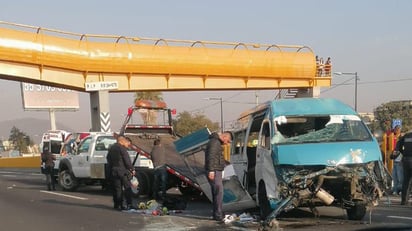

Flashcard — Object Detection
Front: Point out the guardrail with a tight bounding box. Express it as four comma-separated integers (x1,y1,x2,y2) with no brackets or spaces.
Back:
0,156,40,168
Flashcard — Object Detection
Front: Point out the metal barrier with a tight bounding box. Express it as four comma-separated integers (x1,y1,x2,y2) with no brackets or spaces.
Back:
0,156,40,168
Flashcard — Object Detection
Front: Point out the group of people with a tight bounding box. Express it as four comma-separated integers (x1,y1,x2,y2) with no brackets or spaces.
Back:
104,130,232,222
105,135,169,211
316,56,332,77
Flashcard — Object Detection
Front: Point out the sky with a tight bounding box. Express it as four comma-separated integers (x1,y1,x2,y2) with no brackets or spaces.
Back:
1,0,412,134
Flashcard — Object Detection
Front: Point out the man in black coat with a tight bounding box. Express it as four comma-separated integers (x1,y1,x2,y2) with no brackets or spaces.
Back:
205,131,232,221
396,130,412,205
106,135,135,210
41,146,56,191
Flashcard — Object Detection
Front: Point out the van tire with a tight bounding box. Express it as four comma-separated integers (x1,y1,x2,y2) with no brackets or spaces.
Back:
258,182,272,220
59,170,78,191
346,201,367,220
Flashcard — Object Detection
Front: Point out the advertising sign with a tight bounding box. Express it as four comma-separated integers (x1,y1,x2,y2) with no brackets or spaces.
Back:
21,83,79,110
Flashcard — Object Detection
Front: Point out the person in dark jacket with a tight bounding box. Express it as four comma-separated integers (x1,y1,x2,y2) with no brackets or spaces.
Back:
106,135,135,210
396,130,412,205
151,138,168,200
205,131,232,221
41,146,56,191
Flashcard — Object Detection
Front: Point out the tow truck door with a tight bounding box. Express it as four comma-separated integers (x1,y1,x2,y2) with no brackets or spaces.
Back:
71,136,92,178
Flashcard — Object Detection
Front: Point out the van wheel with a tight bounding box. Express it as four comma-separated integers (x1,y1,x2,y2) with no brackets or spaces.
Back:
258,182,272,220
346,201,367,220
59,170,78,191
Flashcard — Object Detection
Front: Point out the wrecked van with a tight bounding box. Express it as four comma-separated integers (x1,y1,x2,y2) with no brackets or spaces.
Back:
230,98,390,222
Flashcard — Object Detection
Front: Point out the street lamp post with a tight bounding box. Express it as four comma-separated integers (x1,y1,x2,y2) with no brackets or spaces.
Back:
205,97,223,132
334,72,359,111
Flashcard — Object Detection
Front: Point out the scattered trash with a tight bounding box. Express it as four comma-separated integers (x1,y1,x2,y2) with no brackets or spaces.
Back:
130,176,139,194
222,212,256,224
223,214,236,224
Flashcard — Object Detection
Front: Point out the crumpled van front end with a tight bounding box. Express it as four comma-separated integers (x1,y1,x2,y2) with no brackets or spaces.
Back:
256,98,390,222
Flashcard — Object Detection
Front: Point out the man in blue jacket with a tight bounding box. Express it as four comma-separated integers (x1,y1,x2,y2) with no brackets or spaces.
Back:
205,131,232,221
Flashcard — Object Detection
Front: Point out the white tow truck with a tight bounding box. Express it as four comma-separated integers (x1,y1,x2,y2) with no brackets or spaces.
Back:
57,132,153,191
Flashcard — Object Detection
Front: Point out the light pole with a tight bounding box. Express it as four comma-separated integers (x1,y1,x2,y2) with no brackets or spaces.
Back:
205,97,223,132
334,72,359,111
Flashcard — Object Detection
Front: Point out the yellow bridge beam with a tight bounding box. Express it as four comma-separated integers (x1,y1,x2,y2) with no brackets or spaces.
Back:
0,21,331,92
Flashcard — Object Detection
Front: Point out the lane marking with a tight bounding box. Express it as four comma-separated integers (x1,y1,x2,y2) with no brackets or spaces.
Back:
41,190,88,200
2,175,18,177
388,215,412,220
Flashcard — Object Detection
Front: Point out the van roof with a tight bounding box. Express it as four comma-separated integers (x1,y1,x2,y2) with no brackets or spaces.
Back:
238,98,356,120
271,98,356,117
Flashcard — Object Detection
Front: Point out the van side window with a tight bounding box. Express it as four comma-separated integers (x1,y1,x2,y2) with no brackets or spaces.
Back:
260,122,271,150
233,130,246,155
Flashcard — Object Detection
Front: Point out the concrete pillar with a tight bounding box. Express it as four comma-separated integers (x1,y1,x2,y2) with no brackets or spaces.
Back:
49,109,56,130
90,91,111,132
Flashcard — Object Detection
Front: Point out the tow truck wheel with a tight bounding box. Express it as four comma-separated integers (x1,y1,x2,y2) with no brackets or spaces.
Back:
346,201,367,220
59,170,78,191
135,171,151,196
258,182,271,220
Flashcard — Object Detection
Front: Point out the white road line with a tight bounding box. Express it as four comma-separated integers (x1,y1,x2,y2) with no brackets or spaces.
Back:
387,215,412,220
2,175,18,177
41,190,88,200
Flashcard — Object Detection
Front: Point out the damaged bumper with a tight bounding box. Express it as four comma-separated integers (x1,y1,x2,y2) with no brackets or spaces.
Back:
265,160,390,222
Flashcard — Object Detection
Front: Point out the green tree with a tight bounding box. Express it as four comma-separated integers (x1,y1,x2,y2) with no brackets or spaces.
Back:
371,100,412,135
173,111,219,136
9,126,31,154
133,91,164,125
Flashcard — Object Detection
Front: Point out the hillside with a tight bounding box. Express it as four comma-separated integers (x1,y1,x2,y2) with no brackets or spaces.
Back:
0,118,72,144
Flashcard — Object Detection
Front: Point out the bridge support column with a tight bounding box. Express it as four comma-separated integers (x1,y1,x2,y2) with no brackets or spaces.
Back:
296,87,321,98
90,91,111,132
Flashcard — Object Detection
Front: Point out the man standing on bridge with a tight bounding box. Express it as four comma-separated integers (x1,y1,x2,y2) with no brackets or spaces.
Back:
106,135,135,210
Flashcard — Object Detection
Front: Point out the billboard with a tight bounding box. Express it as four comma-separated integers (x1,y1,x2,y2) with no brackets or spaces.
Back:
21,83,79,110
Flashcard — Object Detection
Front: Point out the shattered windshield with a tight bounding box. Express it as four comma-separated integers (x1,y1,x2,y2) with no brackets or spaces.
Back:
272,115,372,144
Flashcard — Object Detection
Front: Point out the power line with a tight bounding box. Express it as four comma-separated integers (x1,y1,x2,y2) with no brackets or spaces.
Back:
189,77,412,113
322,77,412,94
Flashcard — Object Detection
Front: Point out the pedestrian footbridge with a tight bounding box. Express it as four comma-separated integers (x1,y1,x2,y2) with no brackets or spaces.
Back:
0,21,330,92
